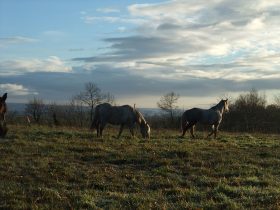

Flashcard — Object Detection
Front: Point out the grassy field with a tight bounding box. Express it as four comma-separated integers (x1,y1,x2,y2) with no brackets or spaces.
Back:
0,125,280,209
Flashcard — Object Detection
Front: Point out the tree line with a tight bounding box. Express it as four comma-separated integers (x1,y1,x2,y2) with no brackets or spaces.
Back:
8,82,114,128
7,82,280,133
153,89,280,133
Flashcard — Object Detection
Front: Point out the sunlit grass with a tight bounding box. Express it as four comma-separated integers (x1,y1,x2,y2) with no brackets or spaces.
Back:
0,125,280,209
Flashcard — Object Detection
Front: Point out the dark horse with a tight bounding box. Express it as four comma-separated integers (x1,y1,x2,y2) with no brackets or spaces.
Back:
181,99,229,138
0,93,8,138
91,103,150,139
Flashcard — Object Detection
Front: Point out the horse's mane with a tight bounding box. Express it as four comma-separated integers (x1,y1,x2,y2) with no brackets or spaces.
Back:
210,100,224,110
134,109,146,125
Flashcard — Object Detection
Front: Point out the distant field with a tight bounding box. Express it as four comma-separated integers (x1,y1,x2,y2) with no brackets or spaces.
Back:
0,125,280,209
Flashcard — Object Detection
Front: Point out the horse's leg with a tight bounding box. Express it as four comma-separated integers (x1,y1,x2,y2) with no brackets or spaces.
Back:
181,122,191,137
214,124,220,139
99,123,106,138
96,123,100,137
181,114,188,137
181,122,195,138
207,125,215,138
181,123,188,137
129,127,135,138
100,126,104,138
117,124,124,139
96,124,100,137
190,125,195,138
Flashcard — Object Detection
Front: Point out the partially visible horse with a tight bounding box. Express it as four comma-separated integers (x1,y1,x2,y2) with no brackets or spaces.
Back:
0,93,8,137
181,99,229,138
91,103,150,139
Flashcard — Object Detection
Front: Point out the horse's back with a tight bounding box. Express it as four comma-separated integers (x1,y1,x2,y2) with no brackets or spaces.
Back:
97,103,136,125
112,105,136,124
183,108,204,122
94,103,112,123
183,107,221,125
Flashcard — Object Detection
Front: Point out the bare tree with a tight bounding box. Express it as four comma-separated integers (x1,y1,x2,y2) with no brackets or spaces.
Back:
231,88,266,131
274,94,280,107
234,88,266,109
157,91,180,122
68,96,87,127
25,97,45,124
103,92,116,105
47,102,60,126
75,82,103,122
75,82,115,122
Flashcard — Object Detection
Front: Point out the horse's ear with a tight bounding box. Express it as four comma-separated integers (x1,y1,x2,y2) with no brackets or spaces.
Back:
134,104,136,110
2,93,7,102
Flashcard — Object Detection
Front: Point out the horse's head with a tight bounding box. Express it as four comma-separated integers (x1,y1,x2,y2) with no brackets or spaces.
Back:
140,121,150,139
0,93,8,137
223,99,229,113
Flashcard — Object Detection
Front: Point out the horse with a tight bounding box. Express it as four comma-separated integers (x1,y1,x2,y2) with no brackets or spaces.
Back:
90,103,150,139
0,93,8,138
181,99,229,139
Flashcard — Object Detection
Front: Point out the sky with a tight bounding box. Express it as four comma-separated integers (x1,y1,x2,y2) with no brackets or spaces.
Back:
1,0,280,108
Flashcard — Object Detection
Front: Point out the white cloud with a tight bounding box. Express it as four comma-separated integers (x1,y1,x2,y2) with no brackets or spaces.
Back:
0,56,72,76
0,36,37,47
96,8,120,13
246,16,265,30
128,1,205,19
117,26,127,32
81,15,145,25
126,0,280,52
0,83,38,96
76,0,280,82
70,0,280,106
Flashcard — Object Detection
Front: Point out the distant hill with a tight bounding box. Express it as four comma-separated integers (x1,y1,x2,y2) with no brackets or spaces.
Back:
139,108,162,116
7,103,26,113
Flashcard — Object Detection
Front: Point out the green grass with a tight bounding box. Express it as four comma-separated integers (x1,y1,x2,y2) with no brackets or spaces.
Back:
0,125,280,209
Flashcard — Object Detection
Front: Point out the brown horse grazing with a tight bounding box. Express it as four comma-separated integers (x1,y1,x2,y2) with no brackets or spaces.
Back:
181,99,229,139
91,103,150,139
0,93,8,138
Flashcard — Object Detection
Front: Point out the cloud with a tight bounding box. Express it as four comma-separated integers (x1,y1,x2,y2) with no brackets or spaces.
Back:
70,64,280,97
0,83,38,96
0,56,72,76
81,15,145,25
72,35,206,63
1,72,84,103
2,63,280,106
0,36,37,47
68,48,85,52
117,26,127,32
4,0,280,106
73,0,280,85
96,8,120,13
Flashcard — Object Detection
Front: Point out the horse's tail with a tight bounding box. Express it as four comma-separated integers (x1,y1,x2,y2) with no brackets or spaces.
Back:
90,105,100,130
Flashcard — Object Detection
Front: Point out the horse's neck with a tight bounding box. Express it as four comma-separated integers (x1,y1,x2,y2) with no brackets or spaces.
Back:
138,115,146,125
211,103,224,115
135,110,146,125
